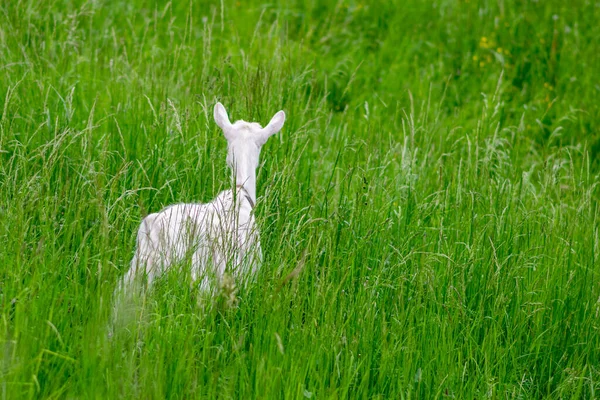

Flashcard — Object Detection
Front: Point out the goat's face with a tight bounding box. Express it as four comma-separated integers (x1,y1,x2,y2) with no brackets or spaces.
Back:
214,103,286,172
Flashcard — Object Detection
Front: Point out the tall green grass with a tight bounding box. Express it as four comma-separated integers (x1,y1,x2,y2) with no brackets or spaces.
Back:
1,0,599,398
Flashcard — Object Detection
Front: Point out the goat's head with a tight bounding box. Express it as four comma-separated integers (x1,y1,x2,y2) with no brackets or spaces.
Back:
213,102,285,173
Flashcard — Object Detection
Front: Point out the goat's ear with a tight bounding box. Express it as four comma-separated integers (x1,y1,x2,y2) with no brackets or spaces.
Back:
259,110,285,144
214,102,234,137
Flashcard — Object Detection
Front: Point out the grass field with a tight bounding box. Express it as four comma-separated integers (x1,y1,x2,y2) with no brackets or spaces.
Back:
1,0,600,398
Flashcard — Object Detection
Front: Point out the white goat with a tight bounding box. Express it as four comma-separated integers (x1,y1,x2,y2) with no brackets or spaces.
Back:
119,102,286,294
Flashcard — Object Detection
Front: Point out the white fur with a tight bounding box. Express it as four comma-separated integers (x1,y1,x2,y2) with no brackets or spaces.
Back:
119,102,285,293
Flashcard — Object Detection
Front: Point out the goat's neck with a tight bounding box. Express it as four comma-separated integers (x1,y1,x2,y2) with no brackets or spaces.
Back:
233,160,257,205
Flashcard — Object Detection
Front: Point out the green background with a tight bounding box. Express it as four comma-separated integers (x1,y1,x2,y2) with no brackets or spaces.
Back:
1,0,599,398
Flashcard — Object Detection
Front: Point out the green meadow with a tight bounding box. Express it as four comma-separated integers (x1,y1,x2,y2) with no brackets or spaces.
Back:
1,0,599,398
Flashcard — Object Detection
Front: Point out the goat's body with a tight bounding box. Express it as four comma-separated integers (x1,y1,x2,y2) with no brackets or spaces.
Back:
122,188,260,292
115,102,285,303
